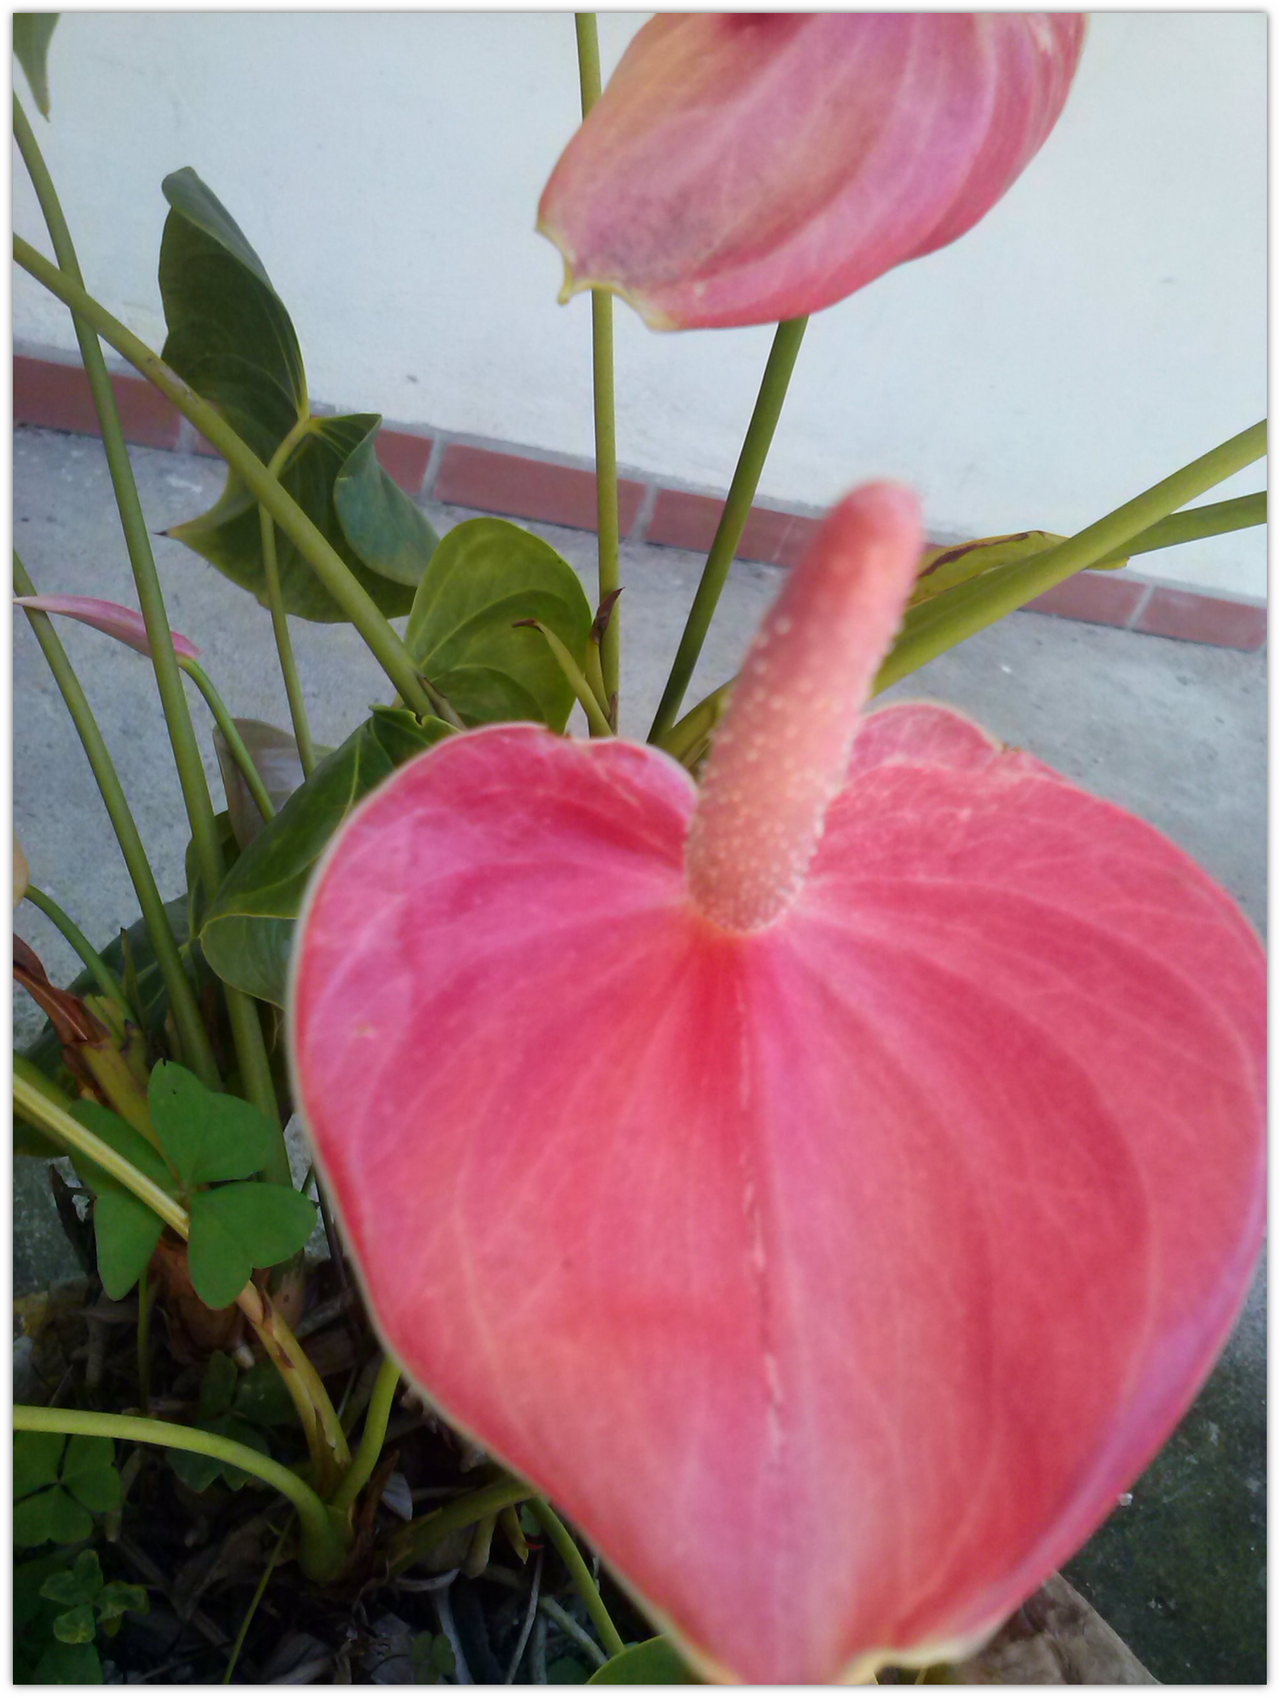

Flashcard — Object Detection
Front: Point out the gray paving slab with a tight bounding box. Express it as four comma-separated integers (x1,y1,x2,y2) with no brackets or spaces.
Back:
11,424,1267,1678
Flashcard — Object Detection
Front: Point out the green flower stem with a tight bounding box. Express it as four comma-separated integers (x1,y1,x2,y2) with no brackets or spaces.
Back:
389,1475,534,1576
574,14,622,711
486,1566,609,1667
876,419,1267,693
518,620,614,736
528,1500,626,1659
1090,490,1265,567
260,422,318,778
12,235,435,721
14,1064,351,1491
648,316,808,743
13,1404,346,1583
12,105,285,1176
22,884,132,1014
328,1353,401,1515
222,1515,291,1682
13,555,216,1083
179,660,276,824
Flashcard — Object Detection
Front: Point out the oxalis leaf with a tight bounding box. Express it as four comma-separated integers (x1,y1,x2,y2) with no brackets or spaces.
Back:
201,713,452,1006
159,168,438,620
148,1059,278,1188
406,517,593,729
187,1182,317,1310
69,1101,179,1300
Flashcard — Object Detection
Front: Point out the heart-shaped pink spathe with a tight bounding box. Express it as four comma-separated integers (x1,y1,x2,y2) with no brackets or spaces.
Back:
289,486,1264,1683
538,14,1086,330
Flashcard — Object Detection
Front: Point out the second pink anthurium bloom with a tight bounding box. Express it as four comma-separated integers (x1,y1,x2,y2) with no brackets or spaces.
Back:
290,486,1264,1684
539,14,1087,329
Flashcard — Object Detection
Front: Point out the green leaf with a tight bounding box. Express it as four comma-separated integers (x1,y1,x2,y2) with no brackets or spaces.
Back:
40,1552,100,1608
93,1190,163,1301
148,1060,277,1187
368,705,455,767
185,807,241,938
94,1580,148,1627
168,414,428,622
167,1414,270,1493
52,1602,96,1644
213,718,308,850
68,1101,178,1198
406,517,593,729
15,1484,94,1546
546,1657,593,1684
187,1182,317,1309
232,1359,302,1429
588,1639,701,1683
199,1350,239,1420
200,720,393,1005
14,1430,66,1498
14,14,58,117
34,1638,103,1683
159,167,305,461
60,1436,121,1515
334,417,439,588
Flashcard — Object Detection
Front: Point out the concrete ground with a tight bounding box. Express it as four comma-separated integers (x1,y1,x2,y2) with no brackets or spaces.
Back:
12,424,1267,1678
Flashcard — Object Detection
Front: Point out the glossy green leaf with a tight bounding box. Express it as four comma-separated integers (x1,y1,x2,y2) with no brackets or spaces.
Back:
40,1550,102,1608
14,14,58,117
588,1638,700,1683
159,167,305,461
14,1484,93,1547
60,1436,120,1515
368,705,455,767
14,1430,65,1498
167,415,426,622
187,1181,317,1310
334,418,439,588
94,1581,148,1628
148,1060,277,1187
52,1602,96,1644
213,718,308,850
200,721,393,1005
406,517,593,729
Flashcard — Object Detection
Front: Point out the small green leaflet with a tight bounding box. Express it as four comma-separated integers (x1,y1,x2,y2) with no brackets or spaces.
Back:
13,1433,121,1548
14,14,58,117
187,1182,317,1310
148,1060,278,1187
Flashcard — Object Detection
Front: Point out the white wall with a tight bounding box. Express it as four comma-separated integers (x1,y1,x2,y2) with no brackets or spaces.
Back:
14,11,1266,599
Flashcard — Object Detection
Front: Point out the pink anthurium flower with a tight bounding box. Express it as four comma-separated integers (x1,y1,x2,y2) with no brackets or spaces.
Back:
290,485,1264,1684
14,594,200,661
539,14,1087,330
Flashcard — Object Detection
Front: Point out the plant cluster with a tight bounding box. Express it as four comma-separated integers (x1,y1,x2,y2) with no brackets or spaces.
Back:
12,13,1265,1685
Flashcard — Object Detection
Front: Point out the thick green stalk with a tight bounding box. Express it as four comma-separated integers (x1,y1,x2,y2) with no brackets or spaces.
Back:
1090,490,1265,566
329,1354,401,1514
528,1500,626,1658
13,102,285,1174
23,885,132,1014
13,1405,345,1582
180,661,276,824
649,317,808,742
13,557,216,1082
260,422,317,777
14,234,434,719
574,14,622,710
519,621,614,736
389,1475,534,1575
876,420,1267,692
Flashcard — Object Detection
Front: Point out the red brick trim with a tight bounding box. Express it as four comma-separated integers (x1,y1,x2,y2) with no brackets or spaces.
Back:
14,350,1265,650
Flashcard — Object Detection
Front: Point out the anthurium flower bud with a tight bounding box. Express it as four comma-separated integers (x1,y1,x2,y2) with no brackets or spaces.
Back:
14,595,200,661
290,487,1263,1683
13,834,29,910
539,14,1086,329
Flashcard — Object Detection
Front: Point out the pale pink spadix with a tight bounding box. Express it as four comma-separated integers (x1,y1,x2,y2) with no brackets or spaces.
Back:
13,595,201,661
289,486,1264,1684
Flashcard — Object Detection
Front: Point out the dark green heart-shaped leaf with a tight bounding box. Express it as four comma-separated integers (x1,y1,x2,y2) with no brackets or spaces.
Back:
588,1638,700,1683
367,705,455,767
187,1182,317,1310
406,517,593,729
35,1639,102,1683
148,1060,277,1187
334,418,439,587
14,1484,93,1547
14,14,58,117
14,1430,65,1498
60,1436,120,1515
213,718,309,850
94,1581,148,1627
40,1550,101,1608
200,720,393,1005
198,1350,239,1421
160,167,306,461
168,415,428,622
